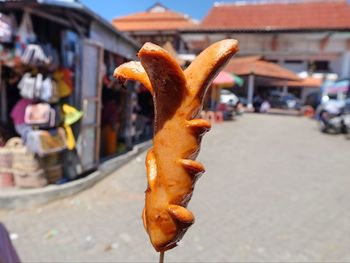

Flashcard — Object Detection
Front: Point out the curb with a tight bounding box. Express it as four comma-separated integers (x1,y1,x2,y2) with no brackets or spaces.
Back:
0,141,152,209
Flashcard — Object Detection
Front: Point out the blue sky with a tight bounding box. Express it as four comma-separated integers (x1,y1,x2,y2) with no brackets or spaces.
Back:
80,0,244,21
80,0,350,22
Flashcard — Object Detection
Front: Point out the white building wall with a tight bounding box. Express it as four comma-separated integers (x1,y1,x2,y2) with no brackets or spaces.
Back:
182,31,350,77
282,61,308,73
330,57,343,76
191,32,350,76
90,21,137,60
340,51,350,77
232,33,348,56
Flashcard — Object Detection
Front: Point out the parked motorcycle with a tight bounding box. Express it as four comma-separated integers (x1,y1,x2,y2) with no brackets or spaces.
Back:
219,89,244,119
317,77,350,135
343,113,350,139
318,110,346,134
342,98,350,139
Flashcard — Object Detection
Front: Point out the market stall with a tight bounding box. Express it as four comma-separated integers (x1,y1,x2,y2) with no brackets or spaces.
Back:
209,71,243,110
0,0,139,190
224,56,300,108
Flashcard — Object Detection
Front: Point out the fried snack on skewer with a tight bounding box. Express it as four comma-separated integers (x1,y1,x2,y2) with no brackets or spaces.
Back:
114,39,238,252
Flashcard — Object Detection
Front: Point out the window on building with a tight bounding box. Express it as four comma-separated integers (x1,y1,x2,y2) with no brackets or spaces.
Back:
308,60,330,72
267,59,278,63
285,60,303,64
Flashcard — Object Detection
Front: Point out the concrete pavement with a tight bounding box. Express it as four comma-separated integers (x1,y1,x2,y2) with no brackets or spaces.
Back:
1,114,349,262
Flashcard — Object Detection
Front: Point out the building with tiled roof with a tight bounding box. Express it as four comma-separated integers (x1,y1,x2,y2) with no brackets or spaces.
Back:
200,0,350,31
112,2,197,50
180,0,350,104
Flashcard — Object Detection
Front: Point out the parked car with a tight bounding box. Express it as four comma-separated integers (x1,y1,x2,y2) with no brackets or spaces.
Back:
268,91,301,110
220,89,239,106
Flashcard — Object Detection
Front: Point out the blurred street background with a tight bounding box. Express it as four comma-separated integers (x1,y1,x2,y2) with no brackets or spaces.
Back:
1,0,350,262
1,114,350,262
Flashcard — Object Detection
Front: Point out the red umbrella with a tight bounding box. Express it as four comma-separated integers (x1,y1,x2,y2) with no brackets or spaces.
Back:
213,71,235,87
210,71,236,110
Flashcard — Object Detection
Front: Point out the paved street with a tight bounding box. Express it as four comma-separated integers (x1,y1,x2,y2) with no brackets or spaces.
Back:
1,114,350,262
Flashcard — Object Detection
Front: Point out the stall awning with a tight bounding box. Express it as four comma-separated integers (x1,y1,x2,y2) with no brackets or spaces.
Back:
212,71,244,87
225,56,300,81
270,77,322,88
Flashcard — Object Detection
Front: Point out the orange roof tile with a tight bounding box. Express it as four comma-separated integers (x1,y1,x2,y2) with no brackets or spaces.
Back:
112,4,197,32
201,1,350,31
225,56,300,80
271,77,322,88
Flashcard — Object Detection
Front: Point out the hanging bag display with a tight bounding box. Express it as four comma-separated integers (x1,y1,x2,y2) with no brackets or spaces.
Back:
33,73,43,98
21,44,51,66
62,104,83,150
17,11,36,46
54,69,73,98
18,74,58,102
18,73,36,99
0,13,13,43
41,77,59,103
24,103,56,128
18,73,42,100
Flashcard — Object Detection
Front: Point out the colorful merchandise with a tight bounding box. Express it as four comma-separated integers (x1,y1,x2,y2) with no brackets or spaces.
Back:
53,69,73,98
24,103,56,128
14,169,47,188
26,128,67,156
62,104,83,150
18,73,58,102
21,44,51,65
0,142,14,189
0,13,13,43
10,98,33,125
17,11,36,46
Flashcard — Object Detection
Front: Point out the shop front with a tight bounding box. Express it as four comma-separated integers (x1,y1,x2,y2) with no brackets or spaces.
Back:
0,0,140,190
92,20,154,161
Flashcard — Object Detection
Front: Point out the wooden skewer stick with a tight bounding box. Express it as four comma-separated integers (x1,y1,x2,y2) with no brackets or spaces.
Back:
159,251,165,263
